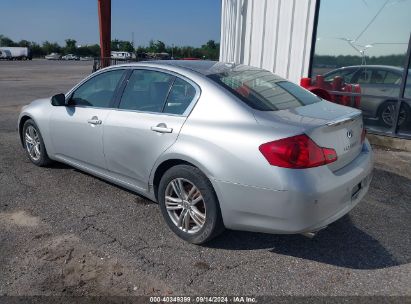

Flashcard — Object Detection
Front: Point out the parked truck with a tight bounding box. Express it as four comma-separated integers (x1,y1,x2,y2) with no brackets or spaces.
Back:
0,49,12,60
0,47,32,60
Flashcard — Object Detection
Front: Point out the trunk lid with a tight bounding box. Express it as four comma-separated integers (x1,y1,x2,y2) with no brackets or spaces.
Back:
254,100,364,171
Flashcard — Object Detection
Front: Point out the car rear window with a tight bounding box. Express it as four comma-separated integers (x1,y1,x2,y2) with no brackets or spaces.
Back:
208,67,320,111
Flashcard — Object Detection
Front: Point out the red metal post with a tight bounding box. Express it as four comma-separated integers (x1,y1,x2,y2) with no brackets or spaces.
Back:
98,0,111,67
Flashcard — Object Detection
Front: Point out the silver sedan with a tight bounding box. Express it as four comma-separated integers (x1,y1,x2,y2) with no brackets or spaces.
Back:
18,61,374,244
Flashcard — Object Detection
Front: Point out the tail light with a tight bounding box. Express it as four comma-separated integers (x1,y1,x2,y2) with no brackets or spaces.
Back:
259,134,337,169
361,127,366,144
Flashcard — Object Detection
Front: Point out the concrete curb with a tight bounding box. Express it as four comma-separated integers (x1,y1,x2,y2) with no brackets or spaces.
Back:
367,133,411,152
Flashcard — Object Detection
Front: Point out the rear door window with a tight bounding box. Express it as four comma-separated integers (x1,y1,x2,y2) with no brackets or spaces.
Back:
163,78,196,115
119,70,174,113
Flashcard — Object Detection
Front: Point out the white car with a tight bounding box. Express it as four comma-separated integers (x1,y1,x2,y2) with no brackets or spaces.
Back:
45,53,61,60
62,54,79,61
111,51,132,60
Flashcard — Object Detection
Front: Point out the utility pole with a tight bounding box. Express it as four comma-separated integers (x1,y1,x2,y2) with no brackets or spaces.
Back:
98,0,111,67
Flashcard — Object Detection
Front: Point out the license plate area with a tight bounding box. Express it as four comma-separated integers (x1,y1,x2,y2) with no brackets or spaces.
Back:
351,182,362,201
351,172,372,201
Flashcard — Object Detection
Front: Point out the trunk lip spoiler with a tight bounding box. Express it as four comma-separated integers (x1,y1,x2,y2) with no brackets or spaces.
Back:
325,112,362,127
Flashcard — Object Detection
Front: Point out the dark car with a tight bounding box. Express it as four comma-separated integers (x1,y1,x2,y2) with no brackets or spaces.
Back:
323,65,411,127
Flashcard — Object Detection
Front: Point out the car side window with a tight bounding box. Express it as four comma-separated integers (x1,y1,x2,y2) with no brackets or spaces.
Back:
384,72,402,85
163,78,196,115
370,70,386,84
70,70,125,107
325,69,356,83
355,69,372,84
119,70,174,112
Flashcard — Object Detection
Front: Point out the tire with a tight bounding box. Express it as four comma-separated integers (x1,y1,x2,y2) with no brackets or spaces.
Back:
158,165,225,244
378,101,410,128
22,119,52,167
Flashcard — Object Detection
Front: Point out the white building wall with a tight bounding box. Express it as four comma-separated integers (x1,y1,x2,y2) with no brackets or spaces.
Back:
220,0,318,84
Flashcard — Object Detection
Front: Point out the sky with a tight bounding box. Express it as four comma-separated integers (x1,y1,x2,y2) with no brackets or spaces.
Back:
0,0,221,47
316,0,411,56
1,0,410,56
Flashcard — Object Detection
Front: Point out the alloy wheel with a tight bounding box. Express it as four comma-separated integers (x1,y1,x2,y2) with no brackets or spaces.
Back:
164,178,206,234
382,104,406,127
25,125,41,161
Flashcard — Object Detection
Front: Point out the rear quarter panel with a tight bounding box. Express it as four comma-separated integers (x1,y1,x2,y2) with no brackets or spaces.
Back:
149,83,303,192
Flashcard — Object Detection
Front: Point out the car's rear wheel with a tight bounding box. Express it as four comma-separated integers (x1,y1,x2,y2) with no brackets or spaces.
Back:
158,165,224,244
379,101,409,128
22,119,52,167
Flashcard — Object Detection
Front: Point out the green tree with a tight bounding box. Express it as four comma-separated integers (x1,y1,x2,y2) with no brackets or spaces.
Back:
64,39,77,54
77,44,100,57
30,42,44,57
111,39,120,51
0,35,16,47
88,44,101,57
147,40,166,53
42,41,61,55
155,40,166,53
118,41,134,53
17,40,31,47
111,39,135,53
200,40,219,59
205,40,217,50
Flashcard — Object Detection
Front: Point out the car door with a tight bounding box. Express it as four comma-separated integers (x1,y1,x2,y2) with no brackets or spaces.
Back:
351,67,377,117
49,69,126,170
367,70,402,118
380,70,402,98
103,68,199,191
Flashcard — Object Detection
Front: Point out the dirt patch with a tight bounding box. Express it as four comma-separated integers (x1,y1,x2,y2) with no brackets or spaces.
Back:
0,210,40,227
2,231,173,296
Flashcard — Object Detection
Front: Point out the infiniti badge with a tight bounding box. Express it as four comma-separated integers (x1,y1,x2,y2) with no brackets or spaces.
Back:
347,130,353,138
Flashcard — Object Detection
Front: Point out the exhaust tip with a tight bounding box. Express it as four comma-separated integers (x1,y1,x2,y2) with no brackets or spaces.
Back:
301,232,317,239
301,226,327,239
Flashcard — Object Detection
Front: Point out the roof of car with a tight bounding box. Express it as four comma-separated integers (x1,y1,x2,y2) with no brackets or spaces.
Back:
336,65,403,72
117,60,242,76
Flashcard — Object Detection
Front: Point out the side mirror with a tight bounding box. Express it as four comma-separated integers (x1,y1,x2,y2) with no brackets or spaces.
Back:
51,93,66,106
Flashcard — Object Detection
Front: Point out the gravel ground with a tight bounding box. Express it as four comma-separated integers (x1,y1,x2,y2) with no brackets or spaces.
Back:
0,60,410,297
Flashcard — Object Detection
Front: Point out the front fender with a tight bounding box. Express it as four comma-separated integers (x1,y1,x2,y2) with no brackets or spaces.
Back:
17,98,54,154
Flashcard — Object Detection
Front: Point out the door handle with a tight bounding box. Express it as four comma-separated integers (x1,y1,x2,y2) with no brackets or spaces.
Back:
151,123,173,133
87,116,102,125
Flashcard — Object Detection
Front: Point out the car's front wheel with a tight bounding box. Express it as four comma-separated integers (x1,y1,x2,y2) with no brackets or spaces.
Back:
22,119,52,167
158,165,224,244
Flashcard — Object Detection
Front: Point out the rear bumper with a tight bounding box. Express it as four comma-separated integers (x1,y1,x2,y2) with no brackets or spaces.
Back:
211,140,374,234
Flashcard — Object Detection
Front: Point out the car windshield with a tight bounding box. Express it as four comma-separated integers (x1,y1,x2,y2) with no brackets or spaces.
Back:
208,66,320,111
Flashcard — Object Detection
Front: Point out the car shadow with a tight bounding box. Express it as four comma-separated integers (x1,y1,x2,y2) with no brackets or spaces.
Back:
207,215,404,270
46,159,410,270
207,167,411,270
